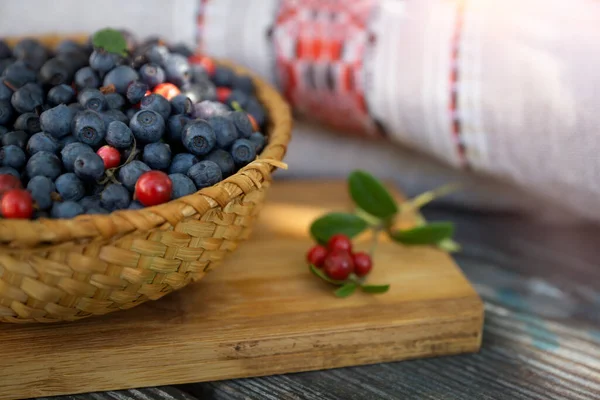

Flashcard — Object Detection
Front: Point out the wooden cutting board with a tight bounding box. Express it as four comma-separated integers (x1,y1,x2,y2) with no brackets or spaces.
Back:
0,180,484,400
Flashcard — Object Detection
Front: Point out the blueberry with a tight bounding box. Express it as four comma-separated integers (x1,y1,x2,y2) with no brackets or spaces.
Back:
126,108,137,121
56,51,89,75
13,38,48,70
249,132,266,153
187,160,222,189
78,88,107,112
55,173,85,201
0,59,14,76
0,100,14,125
39,104,73,138
73,110,106,146
13,112,39,134
170,94,193,115
106,120,133,149
0,80,13,101
169,43,193,57
229,111,253,138
169,173,196,199
164,54,191,86
206,115,238,149
226,89,250,109
0,40,11,59
182,120,216,156
0,126,7,135
128,201,144,210
139,63,165,88
232,74,255,95
205,149,235,178
230,138,256,166
89,50,118,74
145,45,170,66
100,183,131,211
73,152,104,181
103,65,139,94
74,67,100,90
166,114,191,142
212,66,235,87
246,98,267,126
27,176,55,210
0,166,19,178
61,142,94,172
140,94,171,120
101,109,129,126
191,64,210,83
118,160,150,191
57,135,78,150
3,61,37,88
0,145,26,170
56,40,83,55
126,81,149,104
129,109,165,143
192,100,228,119
27,132,59,155
168,153,198,175
68,102,84,113
51,201,85,219
142,142,171,171
79,195,101,210
26,151,62,180
2,130,28,149
184,82,217,104
47,84,75,106
11,82,44,113
39,58,72,86
105,92,125,110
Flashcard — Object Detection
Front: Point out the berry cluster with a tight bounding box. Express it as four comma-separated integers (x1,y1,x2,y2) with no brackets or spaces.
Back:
0,28,267,219
307,234,373,281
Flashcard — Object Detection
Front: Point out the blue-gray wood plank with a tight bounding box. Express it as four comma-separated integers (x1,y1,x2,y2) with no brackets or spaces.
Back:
37,204,600,400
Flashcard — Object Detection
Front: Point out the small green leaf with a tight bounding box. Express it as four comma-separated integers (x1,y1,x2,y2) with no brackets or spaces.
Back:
309,264,346,286
231,101,244,112
348,170,398,220
361,284,390,294
310,212,368,244
334,282,357,298
437,238,461,253
92,28,128,56
391,222,455,245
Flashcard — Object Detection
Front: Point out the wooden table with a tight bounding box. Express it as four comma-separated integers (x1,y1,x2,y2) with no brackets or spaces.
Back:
34,188,600,400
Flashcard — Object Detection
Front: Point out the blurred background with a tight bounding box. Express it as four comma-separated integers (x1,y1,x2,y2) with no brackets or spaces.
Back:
1,0,598,223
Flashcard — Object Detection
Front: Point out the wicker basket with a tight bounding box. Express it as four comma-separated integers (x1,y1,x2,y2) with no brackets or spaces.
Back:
0,35,292,323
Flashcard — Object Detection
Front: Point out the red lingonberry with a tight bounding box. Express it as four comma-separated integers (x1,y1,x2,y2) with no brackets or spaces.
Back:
307,245,328,268
216,87,232,103
352,252,373,277
327,234,352,253
1,189,33,219
189,55,216,77
0,174,22,196
153,83,181,100
135,171,173,206
323,250,354,281
247,114,259,132
96,145,121,169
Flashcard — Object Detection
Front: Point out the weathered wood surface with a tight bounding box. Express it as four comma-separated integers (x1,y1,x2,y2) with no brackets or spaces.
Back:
31,184,600,400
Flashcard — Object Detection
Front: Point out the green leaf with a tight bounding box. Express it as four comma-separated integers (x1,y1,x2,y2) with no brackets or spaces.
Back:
334,282,357,298
309,264,346,286
361,284,390,294
391,222,455,245
92,28,128,56
310,212,368,244
437,238,461,253
231,101,244,112
348,170,398,220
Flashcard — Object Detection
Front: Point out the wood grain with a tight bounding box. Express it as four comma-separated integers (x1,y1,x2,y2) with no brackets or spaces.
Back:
0,181,483,400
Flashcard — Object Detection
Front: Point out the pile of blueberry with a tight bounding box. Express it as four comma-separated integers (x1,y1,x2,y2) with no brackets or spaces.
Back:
0,28,267,219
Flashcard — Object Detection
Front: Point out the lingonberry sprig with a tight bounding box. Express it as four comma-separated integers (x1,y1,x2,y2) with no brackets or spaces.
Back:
307,170,460,298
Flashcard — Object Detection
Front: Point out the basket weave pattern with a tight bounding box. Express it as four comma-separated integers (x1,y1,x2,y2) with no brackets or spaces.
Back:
0,35,292,323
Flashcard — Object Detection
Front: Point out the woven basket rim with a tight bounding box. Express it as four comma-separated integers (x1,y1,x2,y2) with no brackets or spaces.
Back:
0,35,292,249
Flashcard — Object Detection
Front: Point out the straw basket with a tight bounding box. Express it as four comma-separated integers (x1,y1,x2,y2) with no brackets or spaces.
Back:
0,35,292,323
